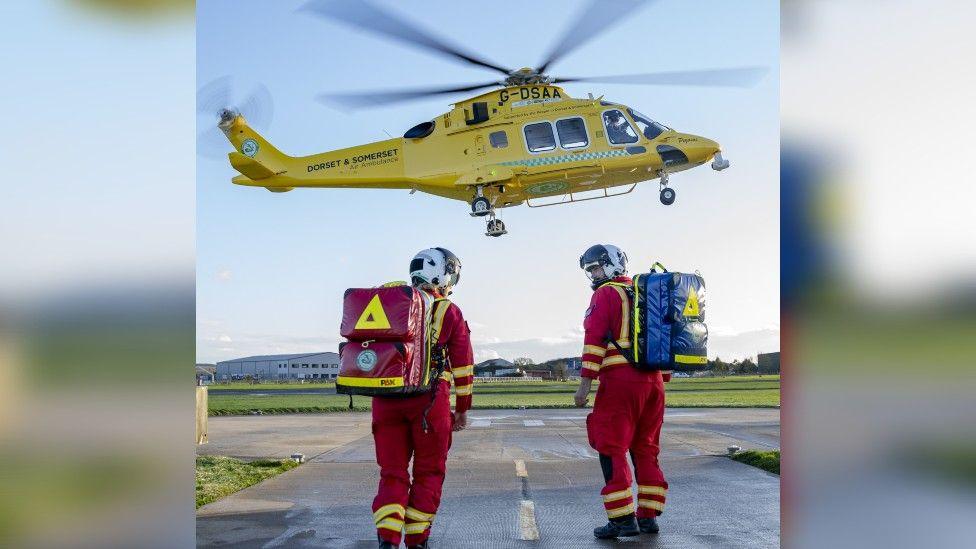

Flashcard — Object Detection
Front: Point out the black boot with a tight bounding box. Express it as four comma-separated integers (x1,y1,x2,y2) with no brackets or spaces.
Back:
638,516,660,534
408,541,429,549
377,534,396,549
593,514,640,539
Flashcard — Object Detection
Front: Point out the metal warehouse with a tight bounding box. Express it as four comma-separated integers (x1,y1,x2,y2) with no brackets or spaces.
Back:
215,352,339,381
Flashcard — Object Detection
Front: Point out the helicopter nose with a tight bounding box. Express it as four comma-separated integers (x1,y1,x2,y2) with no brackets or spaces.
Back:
674,135,721,165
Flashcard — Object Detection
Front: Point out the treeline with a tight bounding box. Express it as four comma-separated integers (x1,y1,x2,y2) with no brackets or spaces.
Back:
706,357,780,376
487,355,780,379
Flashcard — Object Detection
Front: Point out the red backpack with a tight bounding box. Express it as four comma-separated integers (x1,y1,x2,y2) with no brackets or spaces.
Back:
336,283,449,396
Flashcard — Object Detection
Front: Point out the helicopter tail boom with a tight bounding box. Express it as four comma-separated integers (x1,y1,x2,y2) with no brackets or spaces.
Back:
221,114,290,180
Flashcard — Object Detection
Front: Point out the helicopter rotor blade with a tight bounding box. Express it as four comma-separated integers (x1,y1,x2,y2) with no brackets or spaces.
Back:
197,126,231,160
300,0,512,76
316,81,502,109
536,0,654,74
196,75,233,116
238,83,274,131
554,66,769,88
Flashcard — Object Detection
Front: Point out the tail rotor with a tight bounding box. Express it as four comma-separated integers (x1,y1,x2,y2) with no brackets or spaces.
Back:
197,76,274,159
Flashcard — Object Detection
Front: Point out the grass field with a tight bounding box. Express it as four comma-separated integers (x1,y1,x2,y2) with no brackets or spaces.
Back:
730,450,780,475
208,375,779,415
196,455,299,508
208,382,336,391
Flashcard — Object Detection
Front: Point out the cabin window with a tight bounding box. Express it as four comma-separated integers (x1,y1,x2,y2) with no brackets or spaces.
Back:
628,109,669,140
489,131,508,148
556,117,589,149
602,109,639,145
524,122,556,153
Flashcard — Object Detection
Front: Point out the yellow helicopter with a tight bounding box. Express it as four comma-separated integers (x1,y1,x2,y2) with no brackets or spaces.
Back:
203,0,766,237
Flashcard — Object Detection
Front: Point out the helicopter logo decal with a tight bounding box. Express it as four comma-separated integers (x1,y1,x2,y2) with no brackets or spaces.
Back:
241,138,259,157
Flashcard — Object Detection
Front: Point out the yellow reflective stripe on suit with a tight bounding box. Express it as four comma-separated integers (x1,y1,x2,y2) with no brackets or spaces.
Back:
405,507,435,522
601,355,630,367
602,489,632,503
452,365,474,377
373,503,405,523
583,344,606,357
638,500,665,511
376,517,404,532
582,361,601,372
455,384,472,396
638,485,667,496
606,502,635,518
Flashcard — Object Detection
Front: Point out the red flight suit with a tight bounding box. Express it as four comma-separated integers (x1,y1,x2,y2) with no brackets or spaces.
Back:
371,294,474,546
581,276,670,520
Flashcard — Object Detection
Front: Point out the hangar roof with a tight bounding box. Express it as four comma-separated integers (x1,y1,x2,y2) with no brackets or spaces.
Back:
217,352,338,363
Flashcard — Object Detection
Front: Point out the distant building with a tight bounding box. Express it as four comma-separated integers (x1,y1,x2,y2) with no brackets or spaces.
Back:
215,352,339,381
757,352,781,374
196,363,215,384
475,358,518,377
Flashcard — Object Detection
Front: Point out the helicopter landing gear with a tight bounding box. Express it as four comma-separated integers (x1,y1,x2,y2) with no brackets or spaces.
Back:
660,187,676,205
485,212,507,237
658,171,676,206
470,196,492,217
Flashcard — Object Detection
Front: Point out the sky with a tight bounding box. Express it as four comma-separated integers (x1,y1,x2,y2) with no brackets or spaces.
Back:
196,0,780,364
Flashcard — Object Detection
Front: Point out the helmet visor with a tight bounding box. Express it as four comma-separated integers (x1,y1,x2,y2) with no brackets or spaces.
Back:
582,261,606,282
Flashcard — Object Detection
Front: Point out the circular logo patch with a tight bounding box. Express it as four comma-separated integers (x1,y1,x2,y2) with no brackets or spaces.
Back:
526,181,568,195
356,349,378,372
241,138,259,157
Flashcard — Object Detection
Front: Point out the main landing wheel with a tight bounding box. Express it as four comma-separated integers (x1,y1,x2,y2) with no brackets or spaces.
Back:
660,187,676,206
470,197,492,216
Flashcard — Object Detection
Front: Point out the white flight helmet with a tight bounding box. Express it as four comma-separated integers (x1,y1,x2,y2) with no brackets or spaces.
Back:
410,247,462,293
579,244,628,286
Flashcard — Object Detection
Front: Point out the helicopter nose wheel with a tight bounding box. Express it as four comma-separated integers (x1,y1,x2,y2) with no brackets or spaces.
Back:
485,212,507,237
660,187,676,205
658,170,676,206
470,196,492,217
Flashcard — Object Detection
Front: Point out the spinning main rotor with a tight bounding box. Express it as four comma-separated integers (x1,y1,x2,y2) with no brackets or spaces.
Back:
300,0,767,109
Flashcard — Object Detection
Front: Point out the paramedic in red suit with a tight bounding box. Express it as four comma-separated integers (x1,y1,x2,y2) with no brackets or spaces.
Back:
574,244,671,539
372,247,474,549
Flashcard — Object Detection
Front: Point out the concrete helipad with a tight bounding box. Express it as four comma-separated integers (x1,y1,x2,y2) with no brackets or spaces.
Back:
197,408,779,548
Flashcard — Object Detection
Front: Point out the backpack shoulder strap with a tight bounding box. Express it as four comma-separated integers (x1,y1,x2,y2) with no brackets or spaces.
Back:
601,282,639,368
430,297,451,342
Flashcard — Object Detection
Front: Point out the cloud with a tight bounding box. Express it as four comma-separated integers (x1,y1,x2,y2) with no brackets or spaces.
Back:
197,331,344,363
474,348,500,362
216,269,232,282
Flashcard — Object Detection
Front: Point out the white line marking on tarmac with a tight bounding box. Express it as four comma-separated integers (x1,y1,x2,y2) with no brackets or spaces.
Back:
470,419,491,428
514,460,540,540
515,459,528,477
523,420,545,427
518,500,540,540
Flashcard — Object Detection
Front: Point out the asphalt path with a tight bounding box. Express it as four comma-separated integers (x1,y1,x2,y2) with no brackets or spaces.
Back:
197,408,779,548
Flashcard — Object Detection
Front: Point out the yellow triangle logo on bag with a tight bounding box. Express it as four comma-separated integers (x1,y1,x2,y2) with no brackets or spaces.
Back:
682,286,701,317
355,294,391,330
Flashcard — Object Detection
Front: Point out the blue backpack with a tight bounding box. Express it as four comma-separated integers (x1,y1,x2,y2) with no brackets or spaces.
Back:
608,263,709,372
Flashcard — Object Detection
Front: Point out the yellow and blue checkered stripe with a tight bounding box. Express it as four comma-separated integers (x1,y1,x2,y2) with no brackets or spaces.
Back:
498,149,629,168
